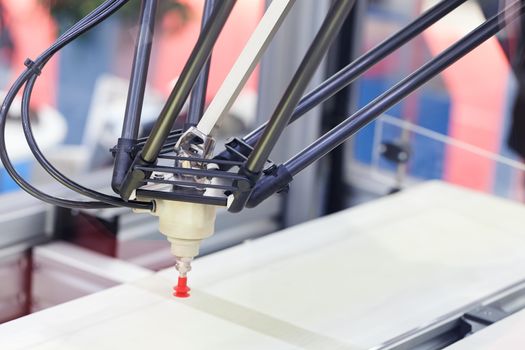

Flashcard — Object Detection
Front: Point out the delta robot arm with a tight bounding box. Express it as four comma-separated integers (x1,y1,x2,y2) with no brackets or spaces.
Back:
1,0,522,296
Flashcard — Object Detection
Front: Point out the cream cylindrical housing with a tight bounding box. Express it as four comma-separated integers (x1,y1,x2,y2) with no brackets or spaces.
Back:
153,200,217,258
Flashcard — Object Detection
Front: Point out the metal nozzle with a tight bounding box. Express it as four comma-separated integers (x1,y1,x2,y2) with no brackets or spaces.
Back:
175,256,193,277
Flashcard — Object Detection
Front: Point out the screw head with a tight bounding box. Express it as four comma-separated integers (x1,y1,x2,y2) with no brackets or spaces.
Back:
398,152,408,161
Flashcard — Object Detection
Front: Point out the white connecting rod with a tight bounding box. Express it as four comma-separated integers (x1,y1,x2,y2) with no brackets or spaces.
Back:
196,0,296,136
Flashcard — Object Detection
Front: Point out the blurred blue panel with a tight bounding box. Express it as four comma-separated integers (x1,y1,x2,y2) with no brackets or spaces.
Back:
353,77,451,180
0,161,31,192
409,91,450,179
58,18,118,145
353,77,403,164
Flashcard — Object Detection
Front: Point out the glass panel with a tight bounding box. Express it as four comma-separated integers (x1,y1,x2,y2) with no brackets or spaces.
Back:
369,114,525,202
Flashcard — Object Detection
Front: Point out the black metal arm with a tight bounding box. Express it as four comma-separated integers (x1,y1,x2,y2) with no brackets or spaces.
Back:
118,0,236,200
228,0,356,212
246,0,525,208
215,0,467,165
112,0,158,193
185,0,217,130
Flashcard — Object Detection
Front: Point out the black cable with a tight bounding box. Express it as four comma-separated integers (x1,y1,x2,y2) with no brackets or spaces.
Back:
0,0,152,210
0,0,123,209
22,74,152,210
0,0,122,209
0,73,110,209
30,0,153,210
18,0,153,210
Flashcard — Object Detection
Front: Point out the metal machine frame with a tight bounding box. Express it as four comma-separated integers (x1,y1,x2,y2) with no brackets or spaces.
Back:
0,0,523,213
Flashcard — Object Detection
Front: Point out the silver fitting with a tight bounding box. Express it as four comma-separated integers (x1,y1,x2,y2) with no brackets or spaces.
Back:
175,256,193,277
175,126,215,160
174,127,216,187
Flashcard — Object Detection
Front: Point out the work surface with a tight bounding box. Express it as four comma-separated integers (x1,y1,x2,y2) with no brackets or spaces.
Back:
2,181,525,350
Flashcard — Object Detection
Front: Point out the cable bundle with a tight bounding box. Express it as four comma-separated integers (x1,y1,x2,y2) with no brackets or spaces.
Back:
0,0,153,210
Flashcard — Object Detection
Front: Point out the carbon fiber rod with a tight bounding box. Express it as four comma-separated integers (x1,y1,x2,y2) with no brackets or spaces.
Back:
119,0,236,200
185,0,217,129
112,0,158,192
141,0,236,162
228,0,356,212
245,0,356,173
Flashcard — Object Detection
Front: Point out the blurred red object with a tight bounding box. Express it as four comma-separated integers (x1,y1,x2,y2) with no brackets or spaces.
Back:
153,0,264,101
2,0,57,109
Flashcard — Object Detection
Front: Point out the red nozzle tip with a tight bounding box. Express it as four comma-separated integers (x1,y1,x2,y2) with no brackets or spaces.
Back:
173,277,190,298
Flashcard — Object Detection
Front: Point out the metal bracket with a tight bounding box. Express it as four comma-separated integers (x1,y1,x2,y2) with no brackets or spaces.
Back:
380,140,411,164
460,305,509,334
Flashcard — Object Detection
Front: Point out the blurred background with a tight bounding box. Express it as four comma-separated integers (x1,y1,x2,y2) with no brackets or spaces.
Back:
0,0,523,325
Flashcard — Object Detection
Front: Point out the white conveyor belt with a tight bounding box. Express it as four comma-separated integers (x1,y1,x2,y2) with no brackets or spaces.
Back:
2,181,525,350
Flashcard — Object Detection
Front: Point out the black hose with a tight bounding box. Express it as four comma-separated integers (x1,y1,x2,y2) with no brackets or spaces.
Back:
0,0,153,210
